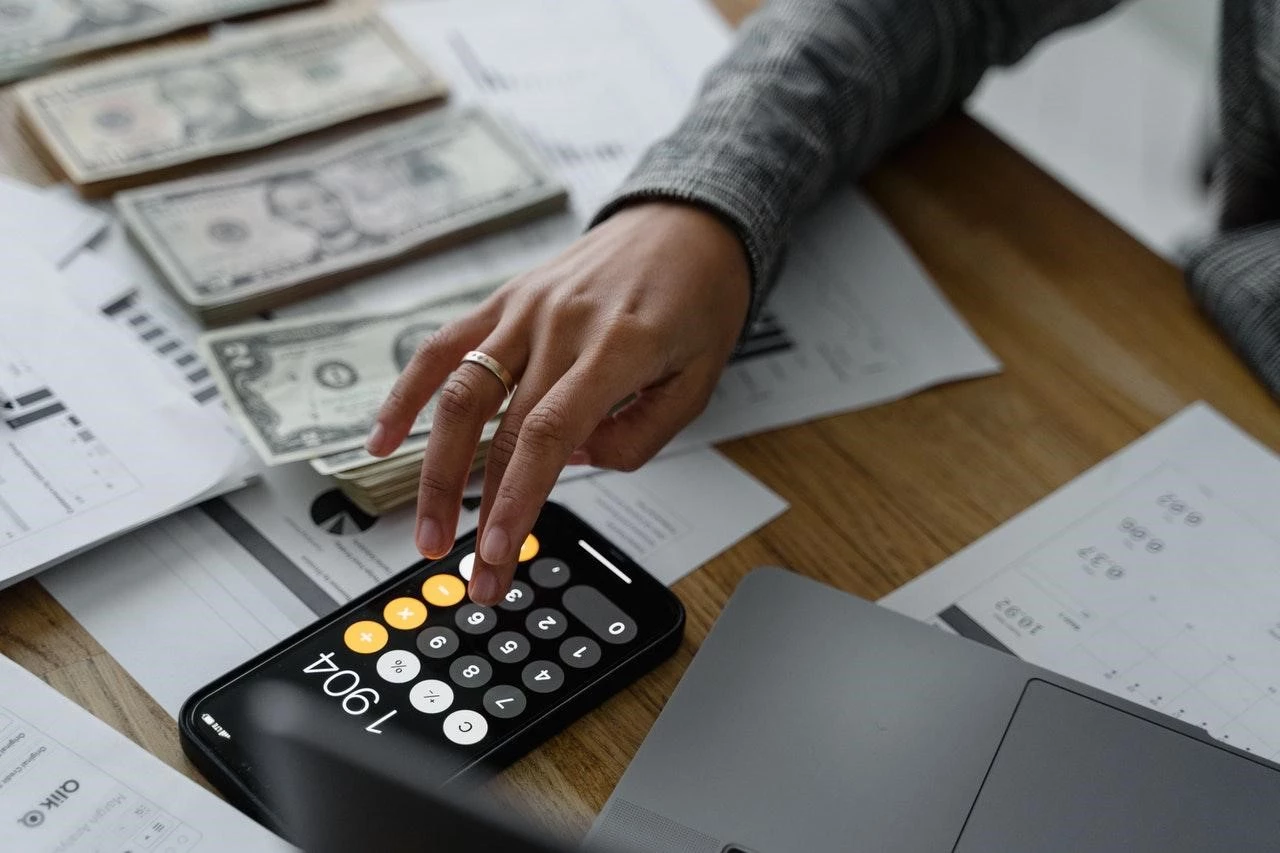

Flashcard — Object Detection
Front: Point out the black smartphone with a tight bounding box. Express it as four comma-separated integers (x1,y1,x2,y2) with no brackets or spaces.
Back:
179,502,685,829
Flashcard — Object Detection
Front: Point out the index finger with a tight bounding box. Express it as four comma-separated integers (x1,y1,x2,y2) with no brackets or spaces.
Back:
366,307,497,457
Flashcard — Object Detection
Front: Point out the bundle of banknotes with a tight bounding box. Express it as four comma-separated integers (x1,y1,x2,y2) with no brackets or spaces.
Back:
200,281,505,515
117,106,567,322
0,0,312,84
17,7,448,194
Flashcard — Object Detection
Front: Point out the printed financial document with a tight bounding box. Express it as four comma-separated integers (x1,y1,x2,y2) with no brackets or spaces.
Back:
883,404,1280,762
0,655,289,853
0,250,242,585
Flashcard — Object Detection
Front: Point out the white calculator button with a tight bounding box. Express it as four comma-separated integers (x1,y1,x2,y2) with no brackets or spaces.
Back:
409,679,454,715
376,650,421,684
443,709,488,746
459,552,475,581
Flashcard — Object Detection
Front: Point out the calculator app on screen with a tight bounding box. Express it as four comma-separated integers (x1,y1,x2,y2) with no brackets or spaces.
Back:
180,503,684,820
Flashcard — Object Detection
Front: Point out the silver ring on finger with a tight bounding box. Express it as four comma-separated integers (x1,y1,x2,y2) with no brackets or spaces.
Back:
460,350,515,399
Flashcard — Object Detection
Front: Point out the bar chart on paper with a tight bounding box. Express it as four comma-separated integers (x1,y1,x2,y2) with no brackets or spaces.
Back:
0,357,139,546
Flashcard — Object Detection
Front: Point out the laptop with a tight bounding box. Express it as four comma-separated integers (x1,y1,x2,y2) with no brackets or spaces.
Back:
251,568,1280,852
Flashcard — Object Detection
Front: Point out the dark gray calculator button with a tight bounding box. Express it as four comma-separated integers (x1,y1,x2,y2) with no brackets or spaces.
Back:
449,655,493,689
562,586,637,645
526,608,567,640
483,685,527,719
416,626,459,659
521,661,564,694
530,558,570,589
559,637,601,669
456,604,497,635
498,580,534,612
488,631,531,664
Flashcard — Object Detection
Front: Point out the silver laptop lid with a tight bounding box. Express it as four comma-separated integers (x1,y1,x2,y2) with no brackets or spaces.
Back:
590,568,1280,853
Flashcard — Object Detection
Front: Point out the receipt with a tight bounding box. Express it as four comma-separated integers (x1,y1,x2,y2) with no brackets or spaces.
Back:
0,655,289,852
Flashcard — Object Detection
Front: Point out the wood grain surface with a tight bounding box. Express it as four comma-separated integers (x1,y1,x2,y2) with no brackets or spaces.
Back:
1,0,1277,842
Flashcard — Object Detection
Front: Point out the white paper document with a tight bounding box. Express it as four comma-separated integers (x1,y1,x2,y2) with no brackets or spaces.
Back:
670,190,1000,450
42,449,786,716
0,252,242,585
286,0,1000,442
883,404,1280,762
971,3,1214,261
0,177,107,267
0,654,289,853
60,231,262,499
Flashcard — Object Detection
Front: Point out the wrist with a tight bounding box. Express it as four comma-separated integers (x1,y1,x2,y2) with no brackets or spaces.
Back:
601,199,752,303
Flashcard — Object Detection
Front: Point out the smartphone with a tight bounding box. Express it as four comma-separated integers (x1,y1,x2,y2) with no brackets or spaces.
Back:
179,502,685,828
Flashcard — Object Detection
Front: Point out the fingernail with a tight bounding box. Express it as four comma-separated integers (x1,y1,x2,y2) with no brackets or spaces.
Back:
567,449,591,466
416,517,443,556
479,526,510,564
366,422,387,455
469,571,500,605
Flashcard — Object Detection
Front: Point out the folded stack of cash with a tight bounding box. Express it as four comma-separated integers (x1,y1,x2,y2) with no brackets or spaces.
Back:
201,282,504,516
0,0,311,84
117,106,567,322
17,7,448,194
313,420,499,516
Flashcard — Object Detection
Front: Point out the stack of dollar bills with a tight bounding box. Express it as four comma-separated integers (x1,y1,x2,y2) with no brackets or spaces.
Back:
200,282,504,516
0,0,312,84
116,106,567,323
16,7,449,195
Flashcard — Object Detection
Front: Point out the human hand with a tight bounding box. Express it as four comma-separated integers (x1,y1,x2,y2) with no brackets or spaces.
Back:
366,201,751,605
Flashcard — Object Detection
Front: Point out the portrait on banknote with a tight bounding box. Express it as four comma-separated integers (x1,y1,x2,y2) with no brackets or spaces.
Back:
158,65,269,142
264,174,387,261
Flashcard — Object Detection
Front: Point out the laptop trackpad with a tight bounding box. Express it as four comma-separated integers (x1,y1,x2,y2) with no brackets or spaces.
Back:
954,680,1280,852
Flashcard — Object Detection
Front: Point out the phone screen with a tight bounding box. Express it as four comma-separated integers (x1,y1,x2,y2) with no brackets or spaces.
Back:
182,503,683,809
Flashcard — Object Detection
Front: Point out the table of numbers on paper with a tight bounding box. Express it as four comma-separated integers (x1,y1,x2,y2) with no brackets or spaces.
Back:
883,404,1280,763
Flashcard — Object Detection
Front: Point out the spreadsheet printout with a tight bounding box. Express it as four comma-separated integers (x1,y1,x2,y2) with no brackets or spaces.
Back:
0,251,240,584
883,404,1280,762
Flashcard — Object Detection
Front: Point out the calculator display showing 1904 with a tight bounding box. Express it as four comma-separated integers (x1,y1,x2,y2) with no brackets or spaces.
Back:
298,651,399,735
178,502,686,827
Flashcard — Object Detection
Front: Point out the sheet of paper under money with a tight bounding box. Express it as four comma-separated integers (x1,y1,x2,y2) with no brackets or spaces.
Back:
16,6,448,193
0,0,311,84
117,106,566,322
199,280,500,466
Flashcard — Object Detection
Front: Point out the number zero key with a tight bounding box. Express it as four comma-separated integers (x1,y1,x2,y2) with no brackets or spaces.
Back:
561,586,637,644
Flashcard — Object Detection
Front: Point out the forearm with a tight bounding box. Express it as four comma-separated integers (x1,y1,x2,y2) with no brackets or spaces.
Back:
596,0,1120,320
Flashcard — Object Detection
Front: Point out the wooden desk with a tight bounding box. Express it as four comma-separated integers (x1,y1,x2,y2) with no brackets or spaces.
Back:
1,0,1278,840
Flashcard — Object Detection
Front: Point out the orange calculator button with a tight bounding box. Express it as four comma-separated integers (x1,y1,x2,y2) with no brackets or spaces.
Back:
383,597,427,630
519,534,540,562
423,574,466,607
343,620,388,654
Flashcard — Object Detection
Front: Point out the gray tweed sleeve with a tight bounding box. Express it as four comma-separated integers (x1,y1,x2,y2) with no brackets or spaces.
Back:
594,0,1120,330
1183,0,1280,394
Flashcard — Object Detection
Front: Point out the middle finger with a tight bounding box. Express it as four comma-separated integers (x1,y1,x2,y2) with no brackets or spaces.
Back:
469,339,576,602
415,324,526,559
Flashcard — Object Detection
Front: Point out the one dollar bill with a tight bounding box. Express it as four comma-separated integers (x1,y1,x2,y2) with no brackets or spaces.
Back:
117,107,567,323
0,0,311,84
200,281,500,466
16,7,447,191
